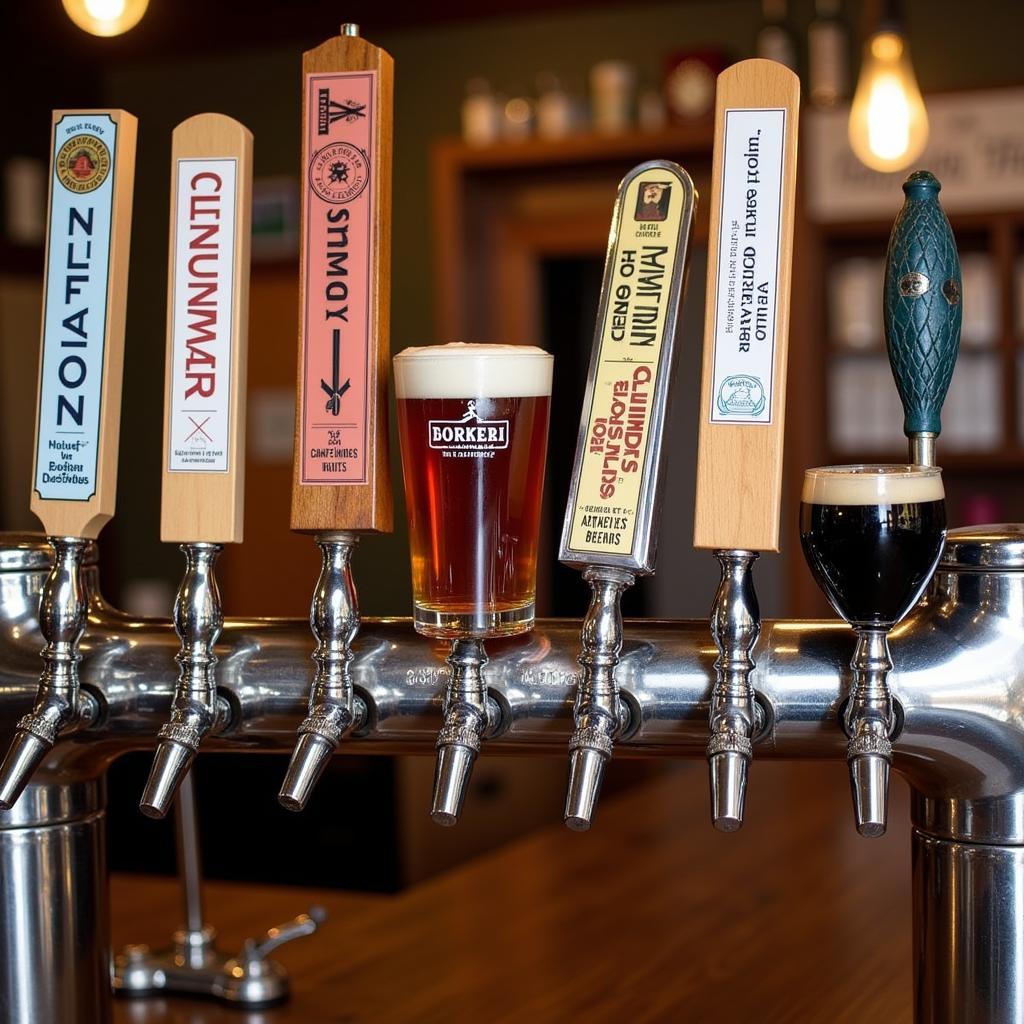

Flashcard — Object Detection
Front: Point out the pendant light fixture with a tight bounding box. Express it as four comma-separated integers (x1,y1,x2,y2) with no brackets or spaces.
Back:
848,0,929,172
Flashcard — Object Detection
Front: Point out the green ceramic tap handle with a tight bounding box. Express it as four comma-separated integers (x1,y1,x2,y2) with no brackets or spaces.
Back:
883,171,962,438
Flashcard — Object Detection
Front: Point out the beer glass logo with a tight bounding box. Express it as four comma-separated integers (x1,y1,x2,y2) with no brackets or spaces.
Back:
716,374,766,417
429,400,509,456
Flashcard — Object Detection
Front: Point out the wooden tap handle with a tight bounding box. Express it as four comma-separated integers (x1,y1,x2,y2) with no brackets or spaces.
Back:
160,113,253,545
290,29,394,534
30,109,137,540
693,60,800,554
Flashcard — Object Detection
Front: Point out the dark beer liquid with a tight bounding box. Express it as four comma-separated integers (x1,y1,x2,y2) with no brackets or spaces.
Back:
799,499,946,627
397,394,551,638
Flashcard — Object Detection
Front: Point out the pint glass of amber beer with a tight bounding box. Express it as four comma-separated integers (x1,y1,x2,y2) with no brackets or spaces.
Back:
394,343,553,639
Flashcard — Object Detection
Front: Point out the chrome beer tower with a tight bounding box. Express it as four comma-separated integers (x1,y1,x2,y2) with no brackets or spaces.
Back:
0,85,1010,1024
3,518,1024,1022
558,159,696,829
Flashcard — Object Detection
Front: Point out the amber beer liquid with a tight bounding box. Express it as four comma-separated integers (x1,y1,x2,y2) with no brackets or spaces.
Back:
394,344,553,638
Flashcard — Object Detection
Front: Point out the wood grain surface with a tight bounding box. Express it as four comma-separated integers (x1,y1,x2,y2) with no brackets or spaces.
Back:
290,32,394,535
31,109,136,540
111,761,912,1023
160,113,252,545
693,60,800,554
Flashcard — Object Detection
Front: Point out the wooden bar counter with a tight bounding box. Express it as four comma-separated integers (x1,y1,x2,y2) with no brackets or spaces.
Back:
112,761,911,1023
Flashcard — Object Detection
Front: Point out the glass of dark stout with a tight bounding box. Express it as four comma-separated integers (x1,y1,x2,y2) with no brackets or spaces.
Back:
799,464,946,630
800,464,946,836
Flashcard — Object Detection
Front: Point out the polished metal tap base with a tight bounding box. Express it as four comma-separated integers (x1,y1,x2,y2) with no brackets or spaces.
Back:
280,533,362,812
431,637,500,826
1,526,1024,1024
141,543,227,819
113,908,326,1009
706,550,761,832
0,536,93,810
845,627,896,838
564,566,635,832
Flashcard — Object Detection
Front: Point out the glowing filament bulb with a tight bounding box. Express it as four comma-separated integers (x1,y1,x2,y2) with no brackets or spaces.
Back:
848,31,929,172
62,0,148,37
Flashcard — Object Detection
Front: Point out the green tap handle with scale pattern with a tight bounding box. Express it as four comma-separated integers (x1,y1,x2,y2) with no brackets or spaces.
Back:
883,170,963,466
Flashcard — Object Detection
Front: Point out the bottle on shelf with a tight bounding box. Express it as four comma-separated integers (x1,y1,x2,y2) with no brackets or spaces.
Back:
808,0,849,107
461,78,502,147
536,72,573,140
756,0,799,73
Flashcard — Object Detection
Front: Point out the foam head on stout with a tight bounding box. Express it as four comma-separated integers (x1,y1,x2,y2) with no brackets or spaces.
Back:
394,343,553,639
799,464,946,629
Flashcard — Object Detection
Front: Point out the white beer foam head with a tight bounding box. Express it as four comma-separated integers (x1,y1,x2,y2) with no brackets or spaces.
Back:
393,343,553,399
802,464,945,505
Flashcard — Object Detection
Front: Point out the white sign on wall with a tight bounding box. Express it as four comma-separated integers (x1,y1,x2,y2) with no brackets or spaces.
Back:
806,88,1024,222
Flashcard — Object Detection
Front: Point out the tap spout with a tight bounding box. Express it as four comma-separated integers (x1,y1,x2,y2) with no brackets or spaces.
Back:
707,550,761,832
140,543,229,818
845,627,895,838
431,638,499,826
0,536,97,810
279,533,365,811
564,566,634,832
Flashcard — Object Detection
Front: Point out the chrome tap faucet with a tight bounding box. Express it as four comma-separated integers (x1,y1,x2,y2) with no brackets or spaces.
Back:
279,533,367,810
140,544,232,817
559,160,696,829
706,551,761,830
564,567,634,829
431,638,502,825
0,536,99,810
845,628,895,835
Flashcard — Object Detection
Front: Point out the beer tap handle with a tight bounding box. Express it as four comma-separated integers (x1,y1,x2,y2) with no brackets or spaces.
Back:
0,109,136,810
837,170,962,837
694,60,800,831
280,25,394,810
140,114,253,818
559,160,697,829
883,170,962,468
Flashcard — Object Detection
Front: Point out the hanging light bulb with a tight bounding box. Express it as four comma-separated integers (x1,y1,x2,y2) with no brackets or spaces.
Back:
62,0,149,37
848,5,928,172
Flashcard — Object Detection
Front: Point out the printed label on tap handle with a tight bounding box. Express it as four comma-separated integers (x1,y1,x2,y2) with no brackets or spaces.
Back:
167,157,238,473
35,113,119,501
299,70,377,485
708,107,786,425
